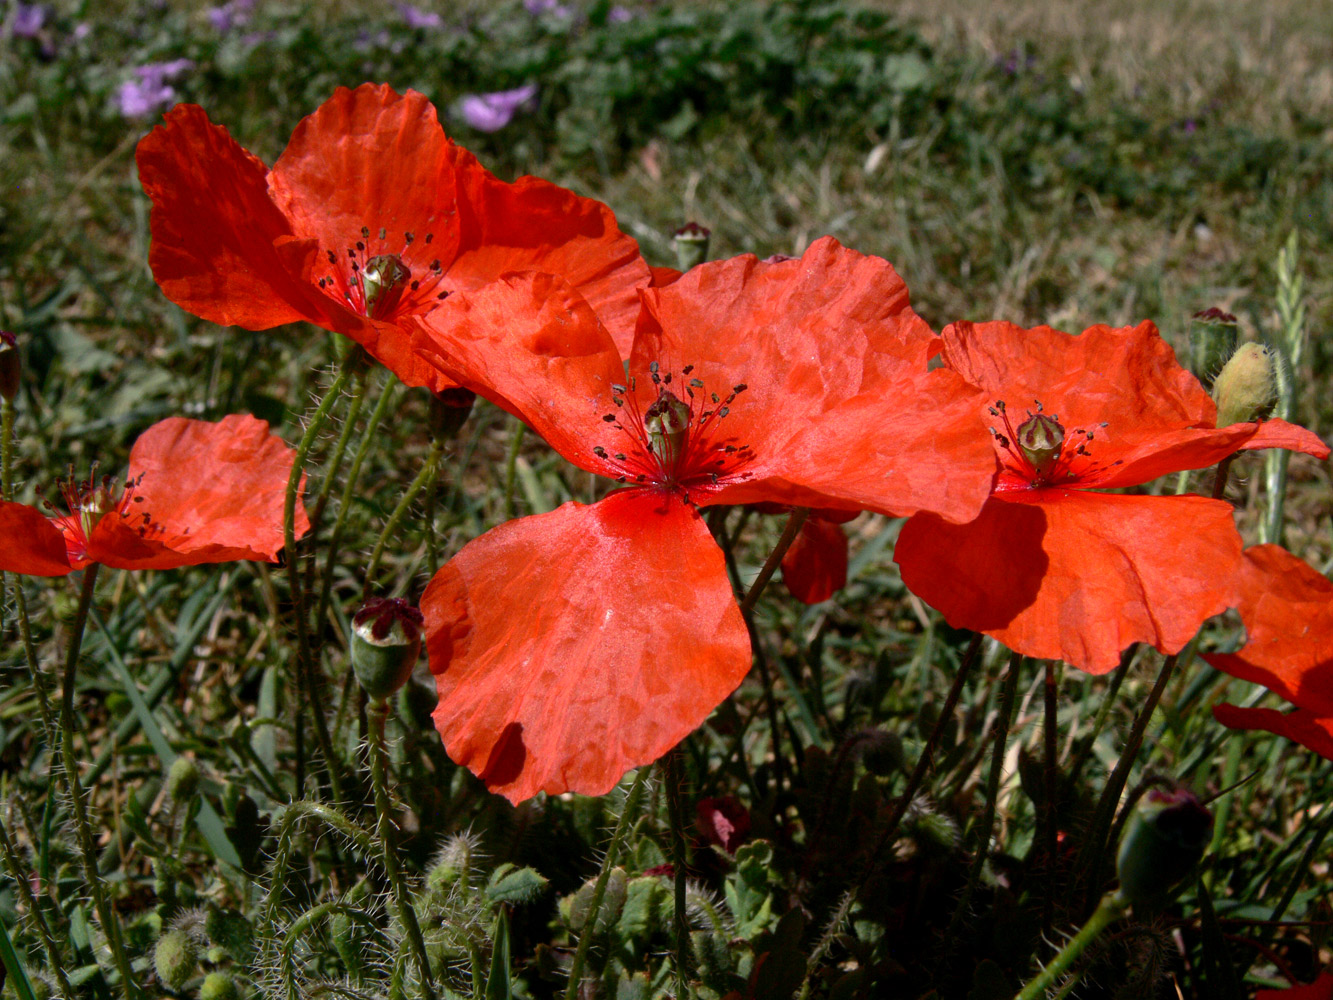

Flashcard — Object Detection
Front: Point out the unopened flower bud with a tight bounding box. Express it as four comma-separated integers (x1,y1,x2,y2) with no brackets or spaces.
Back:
166,756,200,801
1212,343,1276,426
673,222,711,271
1017,413,1065,479
428,387,476,439
0,331,19,402
351,597,424,700
198,971,240,1000
1190,307,1238,384
1116,785,1213,904
154,928,198,991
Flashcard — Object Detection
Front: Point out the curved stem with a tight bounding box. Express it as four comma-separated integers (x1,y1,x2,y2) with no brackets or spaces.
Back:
284,357,358,803
362,436,446,601
739,507,809,616
367,698,434,999
1014,892,1127,1000
56,565,141,999
565,768,649,1000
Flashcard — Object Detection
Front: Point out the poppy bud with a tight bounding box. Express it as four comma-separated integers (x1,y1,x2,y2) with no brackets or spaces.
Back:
1017,412,1065,479
1190,307,1238,385
351,597,424,701
673,222,711,271
199,971,240,1000
645,388,691,466
0,331,19,401
428,387,476,439
1115,785,1213,904
166,756,200,801
154,928,198,990
361,253,411,317
1212,343,1275,427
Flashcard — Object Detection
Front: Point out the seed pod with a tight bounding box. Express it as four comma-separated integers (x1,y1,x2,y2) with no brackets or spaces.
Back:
673,222,711,271
1116,785,1213,904
351,597,424,700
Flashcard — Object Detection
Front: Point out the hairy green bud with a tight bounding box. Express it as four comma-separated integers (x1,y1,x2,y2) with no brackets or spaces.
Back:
198,971,240,1000
154,929,198,991
1213,342,1276,426
166,756,200,801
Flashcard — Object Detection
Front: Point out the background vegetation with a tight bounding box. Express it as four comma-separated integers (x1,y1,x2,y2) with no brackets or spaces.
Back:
0,0,1330,997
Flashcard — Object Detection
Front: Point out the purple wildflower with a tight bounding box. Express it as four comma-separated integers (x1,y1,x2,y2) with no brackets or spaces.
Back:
207,0,253,35
117,59,193,119
608,5,633,23
454,83,539,133
398,4,443,29
12,3,46,38
524,0,573,16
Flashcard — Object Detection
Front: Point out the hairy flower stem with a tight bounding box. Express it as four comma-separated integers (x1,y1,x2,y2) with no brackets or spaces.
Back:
1042,657,1060,934
317,376,397,632
308,364,370,531
944,652,1022,946
663,748,693,1000
565,768,649,1000
879,634,983,858
1211,455,1234,500
363,434,447,600
57,565,141,999
367,698,434,1000
1077,654,1179,908
0,816,73,997
739,507,809,616
285,353,361,804
1014,891,1127,1000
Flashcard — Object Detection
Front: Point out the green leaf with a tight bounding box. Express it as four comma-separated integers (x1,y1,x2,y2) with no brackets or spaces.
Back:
0,918,38,1000
484,908,513,1000
485,865,549,906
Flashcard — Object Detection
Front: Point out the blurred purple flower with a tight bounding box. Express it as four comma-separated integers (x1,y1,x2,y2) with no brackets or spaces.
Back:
454,83,539,133
117,59,193,119
12,4,47,38
399,4,443,29
208,0,253,34
608,5,633,23
72,22,91,41
524,0,572,16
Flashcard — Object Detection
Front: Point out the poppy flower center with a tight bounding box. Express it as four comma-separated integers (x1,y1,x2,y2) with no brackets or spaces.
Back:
988,400,1117,489
40,468,151,561
590,362,754,497
315,226,450,321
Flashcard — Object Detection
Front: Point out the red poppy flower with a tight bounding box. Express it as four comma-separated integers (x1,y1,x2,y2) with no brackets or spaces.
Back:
0,414,307,576
135,83,650,392
894,321,1329,674
781,511,853,605
1208,544,1333,759
412,237,998,801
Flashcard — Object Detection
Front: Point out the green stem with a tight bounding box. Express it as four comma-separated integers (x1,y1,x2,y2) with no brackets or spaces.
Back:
308,364,370,531
503,418,525,520
1013,892,1127,1000
0,816,73,997
738,507,809,616
565,768,649,1000
1211,455,1234,501
663,748,692,1000
284,357,358,803
367,698,435,999
316,376,397,632
1077,654,1179,906
363,436,447,600
56,565,141,999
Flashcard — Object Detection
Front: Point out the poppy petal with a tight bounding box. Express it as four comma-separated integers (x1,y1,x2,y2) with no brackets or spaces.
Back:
1237,418,1330,458
422,489,750,802
1213,704,1333,763
448,149,651,356
136,104,322,329
782,517,848,605
896,490,1243,673
1203,544,1333,714
88,415,309,570
0,502,73,576
631,237,993,520
411,272,627,477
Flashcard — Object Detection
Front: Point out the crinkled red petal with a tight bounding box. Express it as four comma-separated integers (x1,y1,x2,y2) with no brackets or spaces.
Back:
0,502,73,576
422,489,750,802
135,104,323,329
1213,704,1333,763
896,490,1242,674
87,415,309,570
1237,418,1330,459
781,517,848,605
411,272,627,477
1203,544,1333,714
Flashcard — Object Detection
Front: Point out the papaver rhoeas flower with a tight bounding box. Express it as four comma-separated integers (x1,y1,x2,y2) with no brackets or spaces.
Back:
782,511,853,605
411,237,998,801
0,414,307,576
1209,545,1333,760
894,321,1329,674
134,83,649,393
